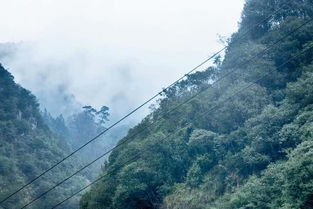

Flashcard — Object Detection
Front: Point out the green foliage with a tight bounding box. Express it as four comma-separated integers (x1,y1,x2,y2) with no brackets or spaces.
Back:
0,64,87,209
214,140,313,209
80,1,313,208
287,63,313,106
186,163,202,187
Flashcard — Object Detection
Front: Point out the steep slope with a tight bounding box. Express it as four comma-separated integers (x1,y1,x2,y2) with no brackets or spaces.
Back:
0,64,87,209
80,0,313,208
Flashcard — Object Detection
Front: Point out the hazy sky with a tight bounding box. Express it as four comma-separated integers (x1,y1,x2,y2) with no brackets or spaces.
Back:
0,0,245,122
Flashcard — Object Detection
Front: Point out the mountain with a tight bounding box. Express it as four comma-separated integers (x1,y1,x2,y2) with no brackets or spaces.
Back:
79,0,313,208
0,64,87,209
41,104,129,180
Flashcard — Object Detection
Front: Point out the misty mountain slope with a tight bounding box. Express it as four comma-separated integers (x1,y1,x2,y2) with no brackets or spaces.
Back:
42,105,129,180
0,64,88,209
79,0,313,209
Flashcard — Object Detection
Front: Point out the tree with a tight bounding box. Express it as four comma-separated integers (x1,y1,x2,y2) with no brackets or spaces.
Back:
97,106,110,126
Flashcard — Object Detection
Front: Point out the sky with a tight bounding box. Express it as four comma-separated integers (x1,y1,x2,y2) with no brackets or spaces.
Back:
0,0,245,123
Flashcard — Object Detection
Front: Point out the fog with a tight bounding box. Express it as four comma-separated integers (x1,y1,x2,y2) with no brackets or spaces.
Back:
0,0,244,123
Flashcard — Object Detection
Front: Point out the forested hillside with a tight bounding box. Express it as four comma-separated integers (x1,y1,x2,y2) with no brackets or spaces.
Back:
80,0,313,208
0,65,87,209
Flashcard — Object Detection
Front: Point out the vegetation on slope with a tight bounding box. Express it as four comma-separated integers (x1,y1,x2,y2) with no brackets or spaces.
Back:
80,0,313,208
0,65,87,209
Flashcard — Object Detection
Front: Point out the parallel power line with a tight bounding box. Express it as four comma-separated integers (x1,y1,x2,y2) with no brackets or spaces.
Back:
0,3,290,205
49,40,313,209
18,14,313,209
0,33,221,207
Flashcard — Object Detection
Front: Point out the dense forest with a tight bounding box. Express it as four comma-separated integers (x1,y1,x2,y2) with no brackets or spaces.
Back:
80,0,313,208
0,64,89,209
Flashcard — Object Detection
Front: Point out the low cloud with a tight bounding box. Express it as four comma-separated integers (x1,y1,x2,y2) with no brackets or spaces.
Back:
0,0,244,124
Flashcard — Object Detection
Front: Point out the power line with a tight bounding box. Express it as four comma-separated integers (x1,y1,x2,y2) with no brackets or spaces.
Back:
18,14,313,209
51,152,141,209
49,41,313,209
0,38,219,207
0,3,289,205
